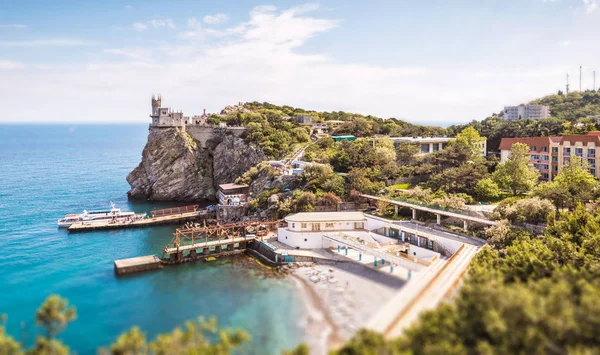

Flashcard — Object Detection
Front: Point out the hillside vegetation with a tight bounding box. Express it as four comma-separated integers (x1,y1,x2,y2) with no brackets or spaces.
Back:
212,101,446,159
448,90,600,150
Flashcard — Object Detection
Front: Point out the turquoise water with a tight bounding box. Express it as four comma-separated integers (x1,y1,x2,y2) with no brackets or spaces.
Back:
0,125,304,354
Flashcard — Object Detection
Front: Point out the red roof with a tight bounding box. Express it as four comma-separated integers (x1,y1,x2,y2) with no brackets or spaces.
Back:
498,137,557,151
499,133,600,151
560,134,600,144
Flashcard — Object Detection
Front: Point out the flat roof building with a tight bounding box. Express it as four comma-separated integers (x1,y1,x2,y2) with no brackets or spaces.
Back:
217,183,250,206
373,136,487,156
503,105,550,120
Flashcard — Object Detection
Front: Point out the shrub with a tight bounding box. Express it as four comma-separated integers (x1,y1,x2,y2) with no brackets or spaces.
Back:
497,197,554,224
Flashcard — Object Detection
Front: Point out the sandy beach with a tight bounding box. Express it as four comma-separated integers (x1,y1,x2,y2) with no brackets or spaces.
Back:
290,259,406,354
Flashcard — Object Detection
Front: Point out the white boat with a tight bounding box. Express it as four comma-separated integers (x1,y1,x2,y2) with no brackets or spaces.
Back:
57,202,145,227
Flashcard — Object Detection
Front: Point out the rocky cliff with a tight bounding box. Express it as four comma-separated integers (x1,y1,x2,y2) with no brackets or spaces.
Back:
127,127,265,201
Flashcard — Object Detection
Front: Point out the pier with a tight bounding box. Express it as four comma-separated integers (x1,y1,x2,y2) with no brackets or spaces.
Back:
114,220,280,275
114,255,163,275
68,205,214,232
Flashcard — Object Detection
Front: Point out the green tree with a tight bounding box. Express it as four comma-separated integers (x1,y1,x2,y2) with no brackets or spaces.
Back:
148,317,249,355
281,343,310,355
475,178,501,200
0,315,22,355
552,157,598,209
35,295,77,339
455,126,486,157
492,143,539,195
348,168,385,195
108,326,147,355
395,142,419,166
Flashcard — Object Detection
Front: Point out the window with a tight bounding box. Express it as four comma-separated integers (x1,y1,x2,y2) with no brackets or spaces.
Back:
592,169,596,176
420,144,430,153
301,223,307,228
311,223,321,231
541,146,548,152
292,223,295,228
564,147,571,155
552,156,558,162
531,145,537,151
325,223,334,228
552,147,558,153
589,149,596,157
589,159,595,167
576,148,583,156
564,158,570,164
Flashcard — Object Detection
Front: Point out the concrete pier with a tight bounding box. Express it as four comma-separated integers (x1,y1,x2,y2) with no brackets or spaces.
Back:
114,255,163,275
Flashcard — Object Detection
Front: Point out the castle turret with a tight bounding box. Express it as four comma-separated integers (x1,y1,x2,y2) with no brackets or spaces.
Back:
151,94,161,117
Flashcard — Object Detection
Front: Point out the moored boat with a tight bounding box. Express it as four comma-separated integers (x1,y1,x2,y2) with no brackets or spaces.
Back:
57,202,145,227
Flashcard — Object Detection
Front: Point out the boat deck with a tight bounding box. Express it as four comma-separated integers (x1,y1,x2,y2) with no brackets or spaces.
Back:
68,211,212,232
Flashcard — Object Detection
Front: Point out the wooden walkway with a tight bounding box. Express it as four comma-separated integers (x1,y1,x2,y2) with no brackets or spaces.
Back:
68,211,213,232
163,235,257,254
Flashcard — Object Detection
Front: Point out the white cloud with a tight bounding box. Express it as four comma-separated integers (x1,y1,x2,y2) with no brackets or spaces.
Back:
203,13,228,25
0,24,27,29
558,39,572,47
584,0,598,13
125,5,133,10
0,60,24,70
149,18,175,29
0,39,94,47
132,22,148,31
133,18,175,31
187,17,200,29
103,48,150,60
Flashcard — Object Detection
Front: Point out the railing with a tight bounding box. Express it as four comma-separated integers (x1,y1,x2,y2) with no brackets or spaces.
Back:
388,196,479,218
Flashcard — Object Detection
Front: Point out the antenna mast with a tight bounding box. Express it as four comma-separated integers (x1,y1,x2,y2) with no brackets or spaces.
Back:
566,73,570,94
594,70,596,91
580,65,582,92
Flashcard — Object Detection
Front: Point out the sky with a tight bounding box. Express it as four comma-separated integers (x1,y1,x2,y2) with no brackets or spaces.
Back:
1,0,599,125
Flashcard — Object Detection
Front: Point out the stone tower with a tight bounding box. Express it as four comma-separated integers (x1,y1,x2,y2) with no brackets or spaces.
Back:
151,94,161,117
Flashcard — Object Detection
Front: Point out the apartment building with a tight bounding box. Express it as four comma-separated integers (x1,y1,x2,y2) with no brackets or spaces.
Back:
503,105,550,120
499,132,600,181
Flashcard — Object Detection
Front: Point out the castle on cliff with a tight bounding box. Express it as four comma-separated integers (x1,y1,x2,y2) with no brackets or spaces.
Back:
150,95,210,131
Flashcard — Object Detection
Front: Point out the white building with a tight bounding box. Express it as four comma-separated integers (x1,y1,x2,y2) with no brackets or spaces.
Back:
277,212,464,258
279,212,367,249
503,105,550,120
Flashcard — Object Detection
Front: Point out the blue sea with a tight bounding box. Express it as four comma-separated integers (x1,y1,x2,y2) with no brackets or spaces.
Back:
0,125,304,354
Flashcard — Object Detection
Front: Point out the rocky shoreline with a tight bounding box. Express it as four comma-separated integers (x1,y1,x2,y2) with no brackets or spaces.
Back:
127,127,264,201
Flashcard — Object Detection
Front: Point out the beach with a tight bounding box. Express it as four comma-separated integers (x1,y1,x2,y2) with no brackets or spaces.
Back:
290,259,406,354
